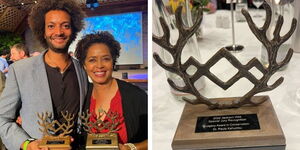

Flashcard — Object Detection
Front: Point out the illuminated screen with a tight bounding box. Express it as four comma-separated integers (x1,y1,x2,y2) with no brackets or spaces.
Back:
69,12,143,65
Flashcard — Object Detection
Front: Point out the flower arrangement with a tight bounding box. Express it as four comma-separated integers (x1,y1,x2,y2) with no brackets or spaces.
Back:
190,0,211,12
168,0,212,15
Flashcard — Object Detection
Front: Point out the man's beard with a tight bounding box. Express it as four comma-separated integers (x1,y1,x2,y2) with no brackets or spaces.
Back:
45,35,73,53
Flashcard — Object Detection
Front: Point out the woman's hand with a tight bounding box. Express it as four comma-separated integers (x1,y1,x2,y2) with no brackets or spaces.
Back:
119,143,131,150
119,140,148,150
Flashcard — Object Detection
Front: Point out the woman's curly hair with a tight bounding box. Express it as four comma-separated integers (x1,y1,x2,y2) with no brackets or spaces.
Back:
28,0,85,48
75,31,121,66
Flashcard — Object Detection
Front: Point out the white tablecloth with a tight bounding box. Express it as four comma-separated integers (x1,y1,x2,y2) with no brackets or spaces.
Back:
152,9,300,150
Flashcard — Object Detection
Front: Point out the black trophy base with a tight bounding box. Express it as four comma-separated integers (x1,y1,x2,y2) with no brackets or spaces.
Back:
172,96,285,150
86,133,119,150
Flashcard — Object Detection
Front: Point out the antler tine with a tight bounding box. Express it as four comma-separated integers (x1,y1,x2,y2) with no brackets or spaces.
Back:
267,77,284,90
272,18,296,69
61,111,75,121
175,6,203,35
153,17,173,53
175,6,203,48
153,53,177,72
273,15,284,42
258,77,284,92
109,119,120,133
64,127,73,135
242,1,296,68
37,112,51,136
79,110,90,124
153,17,176,73
242,10,263,41
79,110,91,133
37,112,43,120
45,112,49,119
153,5,203,66
279,18,297,45
277,48,293,69
79,110,93,133
261,2,272,32
175,6,185,32
167,78,189,92
242,2,272,48
60,111,75,136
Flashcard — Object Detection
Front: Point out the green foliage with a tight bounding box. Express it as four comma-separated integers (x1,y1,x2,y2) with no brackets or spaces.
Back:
0,32,23,52
191,0,211,12
193,0,210,7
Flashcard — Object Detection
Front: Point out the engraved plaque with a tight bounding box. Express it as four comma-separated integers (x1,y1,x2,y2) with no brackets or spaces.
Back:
46,140,65,144
92,139,112,144
39,136,71,149
86,133,119,150
195,114,260,133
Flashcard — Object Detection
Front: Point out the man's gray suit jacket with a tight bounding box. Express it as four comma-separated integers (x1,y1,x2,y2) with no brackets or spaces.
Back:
0,51,87,150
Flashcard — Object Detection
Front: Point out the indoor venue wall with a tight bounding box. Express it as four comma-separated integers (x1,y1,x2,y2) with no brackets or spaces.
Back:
24,11,147,68
24,27,44,53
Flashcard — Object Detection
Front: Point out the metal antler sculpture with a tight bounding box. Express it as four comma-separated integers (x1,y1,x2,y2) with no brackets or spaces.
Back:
153,2,297,109
79,109,120,134
37,111,75,136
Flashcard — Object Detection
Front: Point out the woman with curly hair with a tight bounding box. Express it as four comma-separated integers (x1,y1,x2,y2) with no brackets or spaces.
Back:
75,31,148,150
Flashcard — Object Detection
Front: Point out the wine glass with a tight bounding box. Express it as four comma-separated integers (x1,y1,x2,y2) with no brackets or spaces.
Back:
252,0,264,17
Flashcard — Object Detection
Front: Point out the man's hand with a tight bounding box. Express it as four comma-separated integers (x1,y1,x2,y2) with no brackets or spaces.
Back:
22,139,72,150
27,140,43,150
16,116,22,125
3,68,8,73
22,140,47,150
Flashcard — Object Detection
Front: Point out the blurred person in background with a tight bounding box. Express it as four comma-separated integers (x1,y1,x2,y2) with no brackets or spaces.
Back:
0,49,8,150
10,43,29,62
0,49,9,76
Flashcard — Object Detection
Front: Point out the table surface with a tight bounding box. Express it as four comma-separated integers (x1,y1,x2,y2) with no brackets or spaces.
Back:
152,9,300,150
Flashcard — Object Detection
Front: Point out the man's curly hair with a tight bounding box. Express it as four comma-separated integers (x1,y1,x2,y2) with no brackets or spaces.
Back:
28,0,85,48
75,31,121,66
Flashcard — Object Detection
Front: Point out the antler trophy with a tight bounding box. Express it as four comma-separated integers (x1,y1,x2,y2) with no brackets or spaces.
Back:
37,111,74,149
79,109,120,150
153,1,296,150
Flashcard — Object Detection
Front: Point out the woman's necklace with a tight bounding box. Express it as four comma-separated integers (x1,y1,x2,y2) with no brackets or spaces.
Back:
46,53,71,74
92,80,116,116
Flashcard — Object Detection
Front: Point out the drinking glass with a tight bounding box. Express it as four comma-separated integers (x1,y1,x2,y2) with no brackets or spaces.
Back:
153,0,205,100
253,0,264,17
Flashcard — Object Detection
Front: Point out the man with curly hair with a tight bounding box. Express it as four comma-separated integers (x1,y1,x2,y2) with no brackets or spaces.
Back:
0,0,87,149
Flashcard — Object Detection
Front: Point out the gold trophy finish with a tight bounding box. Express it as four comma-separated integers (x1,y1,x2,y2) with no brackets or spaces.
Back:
37,111,74,149
80,109,121,150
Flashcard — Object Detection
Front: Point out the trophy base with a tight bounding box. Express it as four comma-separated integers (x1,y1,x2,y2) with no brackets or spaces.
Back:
172,96,285,150
39,136,71,149
86,133,119,150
